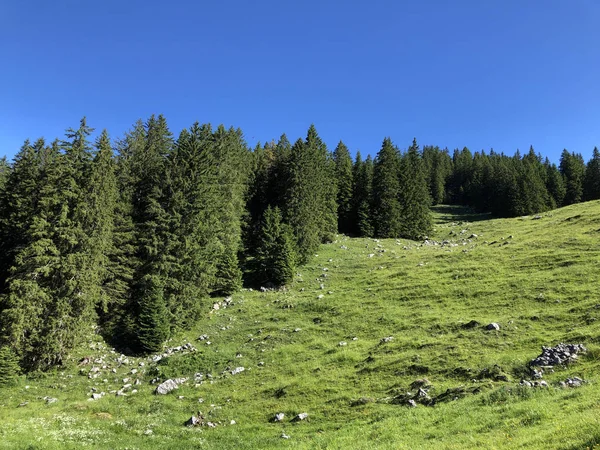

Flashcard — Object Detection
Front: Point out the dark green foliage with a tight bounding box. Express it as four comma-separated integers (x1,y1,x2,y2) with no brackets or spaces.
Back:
2,113,600,371
560,149,586,205
398,139,433,239
210,125,250,295
545,159,565,208
447,147,473,204
130,115,173,351
333,141,354,234
583,147,600,201
135,275,170,353
372,138,402,237
0,157,9,192
88,130,118,314
0,140,44,292
0,345,20,385
253,206,296,287
352,153,374,237
286,126,337,263
423,146,452,205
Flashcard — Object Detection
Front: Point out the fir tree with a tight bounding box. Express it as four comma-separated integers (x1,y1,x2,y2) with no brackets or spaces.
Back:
0,345,20,385
352,153,374,237
560,149,585,205
545,160,566,208
130,115,173,351
286,126,336,263
372,138,402,237
333,141,354,234
398,138,433,239
135,275,170,353
253,206,296,287
583,147,600,201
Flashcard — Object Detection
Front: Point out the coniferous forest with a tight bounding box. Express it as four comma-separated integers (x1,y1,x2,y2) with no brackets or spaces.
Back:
1,116,599,372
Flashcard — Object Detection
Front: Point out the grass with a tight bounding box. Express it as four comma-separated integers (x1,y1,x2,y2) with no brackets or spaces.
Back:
1,201,600,449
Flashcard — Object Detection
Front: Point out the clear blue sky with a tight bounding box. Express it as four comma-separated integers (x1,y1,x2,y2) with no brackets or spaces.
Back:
1,0,599,162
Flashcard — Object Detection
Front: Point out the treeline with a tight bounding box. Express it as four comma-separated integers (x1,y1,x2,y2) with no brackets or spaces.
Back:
0,116,599,372
421,145,600,217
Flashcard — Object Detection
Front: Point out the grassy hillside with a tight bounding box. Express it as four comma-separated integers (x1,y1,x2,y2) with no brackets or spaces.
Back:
1,202,600,450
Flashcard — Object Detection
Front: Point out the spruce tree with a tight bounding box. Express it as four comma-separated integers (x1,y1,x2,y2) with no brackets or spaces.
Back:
130,115,173,352
99,122,143,341
253,206,296,287
0,345,20,385
166,123,220,324
545,160,566,208
372,138,402,237
352,153,374,237
559,149,585,205
583,147,600,201
87,130,118,314
285,126,336,263
0,157,9,193
135,275,170,353
398,138,433,239
210,125,249,295
333,141,354,234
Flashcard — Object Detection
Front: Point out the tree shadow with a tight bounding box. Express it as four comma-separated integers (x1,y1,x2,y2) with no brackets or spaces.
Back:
431,205,493,224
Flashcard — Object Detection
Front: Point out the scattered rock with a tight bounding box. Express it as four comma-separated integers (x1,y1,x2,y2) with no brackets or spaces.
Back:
407,399,417,407
380,336,394,344
338,341,347,347
231,367,245,376
529,343,587,367
272,413,285,422
486,323,500,331
292,413,309,422
155,379,180,395
281,433,290,439
144,429,153,436
91,393,103,400
565,377,584,387
44,397,58,404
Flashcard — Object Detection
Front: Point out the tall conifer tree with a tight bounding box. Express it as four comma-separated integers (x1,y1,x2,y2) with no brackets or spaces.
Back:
372,138,401,237
398,138,433,239
333,141,354,234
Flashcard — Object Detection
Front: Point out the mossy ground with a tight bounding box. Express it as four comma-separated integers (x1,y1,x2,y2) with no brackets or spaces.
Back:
1,202,600,449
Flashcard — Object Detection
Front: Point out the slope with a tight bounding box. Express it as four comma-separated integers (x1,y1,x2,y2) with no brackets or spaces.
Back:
1,201,600,449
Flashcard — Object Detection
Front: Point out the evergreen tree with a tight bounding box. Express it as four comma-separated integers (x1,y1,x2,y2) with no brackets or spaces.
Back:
0,345,20,385
583,147,600,201
166,123,220,324
286,126,336,263
333,141,354,234
352,153,374,237
99,122,143,341
130,115,173,352
545,159,566,208
559,149,586,205
210,125,249,295
372,138,402,237
135,275,170,353
87,130,118,315
253,206,296,287
398,138,433,239
0,157,9,193
0,140,43,292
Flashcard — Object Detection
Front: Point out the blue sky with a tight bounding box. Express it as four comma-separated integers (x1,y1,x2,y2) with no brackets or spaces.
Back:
1,0,599,162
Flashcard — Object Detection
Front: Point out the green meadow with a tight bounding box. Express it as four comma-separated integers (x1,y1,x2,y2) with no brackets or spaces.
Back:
1,201,600,450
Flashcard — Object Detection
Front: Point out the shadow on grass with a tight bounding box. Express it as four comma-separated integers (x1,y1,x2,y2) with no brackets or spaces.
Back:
432,205,493,224
560,434,600,450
